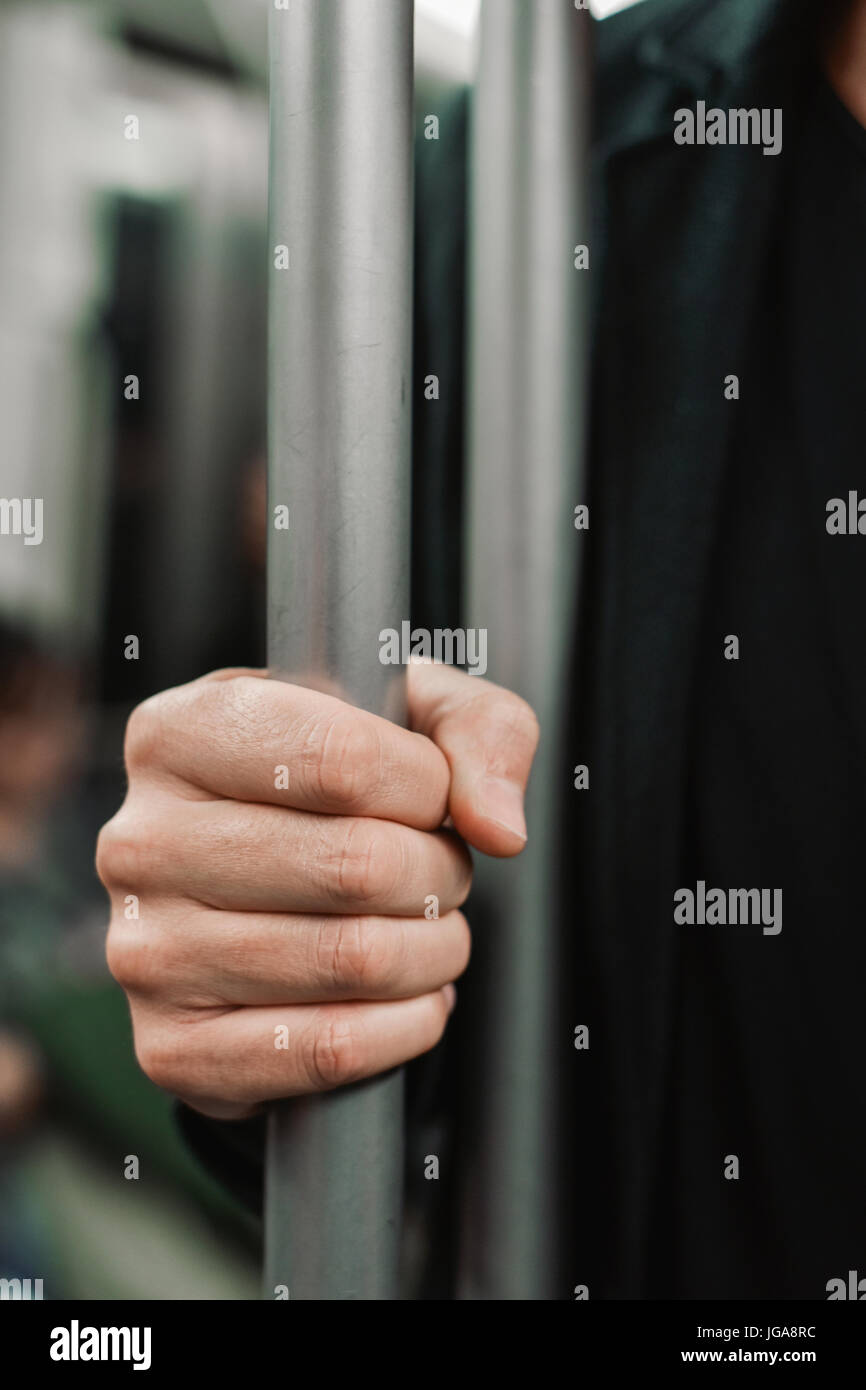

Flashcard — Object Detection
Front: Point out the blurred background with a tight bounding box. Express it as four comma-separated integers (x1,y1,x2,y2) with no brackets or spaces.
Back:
0,0,635,1300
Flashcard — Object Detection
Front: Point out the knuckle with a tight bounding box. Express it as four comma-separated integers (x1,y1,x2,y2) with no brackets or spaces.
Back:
95,813,152,892
133,1023,188,1096
105,924,160,994
312,709,378,810
123,696,167,775
322,916,396,994
334,820,398,907
305,1010,364,1090
94,820,115,888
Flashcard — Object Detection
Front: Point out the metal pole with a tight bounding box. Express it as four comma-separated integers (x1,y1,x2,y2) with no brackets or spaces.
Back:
265,0,414,1301
460,0,592,1299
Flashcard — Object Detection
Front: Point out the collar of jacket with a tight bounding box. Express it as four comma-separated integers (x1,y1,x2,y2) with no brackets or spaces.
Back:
595,0,817,158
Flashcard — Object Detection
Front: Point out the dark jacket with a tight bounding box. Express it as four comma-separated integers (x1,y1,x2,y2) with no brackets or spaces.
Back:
573,0,819,1299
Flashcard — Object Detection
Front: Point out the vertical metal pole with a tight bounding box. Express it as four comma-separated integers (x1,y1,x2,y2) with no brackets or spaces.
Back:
461,0,591,1298
265,0,414,1300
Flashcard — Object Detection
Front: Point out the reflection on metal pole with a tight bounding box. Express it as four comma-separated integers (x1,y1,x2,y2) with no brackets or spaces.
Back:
461,0,592,1299
265,0,414,1300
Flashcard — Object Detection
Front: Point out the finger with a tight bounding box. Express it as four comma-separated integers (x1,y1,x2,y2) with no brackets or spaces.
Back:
109,908,471,1006
133,988,457,1117
101,797,473,917
407,660,540,857
127,672,451,831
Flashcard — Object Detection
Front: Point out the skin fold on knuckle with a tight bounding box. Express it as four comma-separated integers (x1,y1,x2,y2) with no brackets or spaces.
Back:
310,707,381,811
134,1008,255,1109
304,1009,364,1091
123,693,174,777
105,923,165,997
332,818,401,909
316,915,394,996
95,810,154,896
132,1017,191,1097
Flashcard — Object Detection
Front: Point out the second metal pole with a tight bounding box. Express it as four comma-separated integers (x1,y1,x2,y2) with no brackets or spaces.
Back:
265,0,414,1301
460,0,592,1299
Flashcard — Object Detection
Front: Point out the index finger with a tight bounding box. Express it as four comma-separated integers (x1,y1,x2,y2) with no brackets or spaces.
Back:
126,672,452,831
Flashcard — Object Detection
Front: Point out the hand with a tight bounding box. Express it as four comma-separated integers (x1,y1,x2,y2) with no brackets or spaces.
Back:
96,662,539,1119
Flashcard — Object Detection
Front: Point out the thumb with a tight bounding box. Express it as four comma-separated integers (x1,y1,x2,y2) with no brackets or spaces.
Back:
407,659,540,858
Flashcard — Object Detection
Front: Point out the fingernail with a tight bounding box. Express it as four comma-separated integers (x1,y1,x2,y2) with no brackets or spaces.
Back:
479,776,527,842
442,983,457,1013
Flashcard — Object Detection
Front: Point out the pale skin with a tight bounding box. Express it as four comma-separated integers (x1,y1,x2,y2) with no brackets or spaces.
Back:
96,663,539,1121
826,0,866,127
